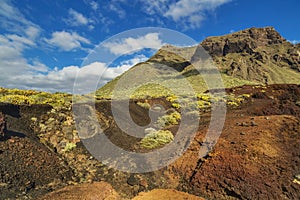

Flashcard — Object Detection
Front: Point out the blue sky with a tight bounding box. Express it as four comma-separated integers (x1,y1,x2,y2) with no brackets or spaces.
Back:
0,0,299,93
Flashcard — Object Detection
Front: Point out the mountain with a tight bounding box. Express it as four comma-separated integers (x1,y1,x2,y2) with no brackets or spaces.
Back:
96,27,300,99
201,26,300,83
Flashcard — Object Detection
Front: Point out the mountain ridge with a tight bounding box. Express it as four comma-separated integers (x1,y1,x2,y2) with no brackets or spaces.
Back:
96,26,300,99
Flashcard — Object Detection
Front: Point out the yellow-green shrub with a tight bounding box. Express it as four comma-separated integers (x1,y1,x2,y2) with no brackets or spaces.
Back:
137,101,151,109
140,130,174,149
157,111,181,127
242,93,251,98
197,94,211,102
166,95,181,109
0,94,34,104
197,100,211,109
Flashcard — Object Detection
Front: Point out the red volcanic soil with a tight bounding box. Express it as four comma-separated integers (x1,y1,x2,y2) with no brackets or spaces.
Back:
0,84,299,199
168,84,300,199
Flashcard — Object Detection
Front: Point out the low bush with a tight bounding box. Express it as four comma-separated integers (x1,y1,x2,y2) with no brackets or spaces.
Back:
140,130,174,149
157,111,181,127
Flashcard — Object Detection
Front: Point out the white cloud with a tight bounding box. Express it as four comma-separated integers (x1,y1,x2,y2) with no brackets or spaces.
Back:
143,0,169,15
289,40,300,45
90,1,99,10
0,43,21,59
0,41,42,89
0,33,36,63
67,9,89,26
84,0,99,11
0,0,29,27
0,33,47,89
6,34,35,47
29,60,49,73
46,31,91,51
0,53,147,94
141,0,231,29
65,8,95,30
25,26,40,40
0,1,44,89
0,1,101,93
73,55,148,93
103,33,164,55
109,4,126,18
0,0,41,36
165,0,231,28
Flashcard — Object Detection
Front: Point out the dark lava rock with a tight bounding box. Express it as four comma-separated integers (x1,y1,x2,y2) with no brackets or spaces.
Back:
127,174,139,186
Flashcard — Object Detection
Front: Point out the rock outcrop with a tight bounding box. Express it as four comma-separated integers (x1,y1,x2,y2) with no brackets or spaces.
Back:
200,27,300,83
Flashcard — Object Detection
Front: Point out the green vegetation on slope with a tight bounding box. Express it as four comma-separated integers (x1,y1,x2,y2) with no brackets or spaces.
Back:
0,88,72,108
95,62,258,100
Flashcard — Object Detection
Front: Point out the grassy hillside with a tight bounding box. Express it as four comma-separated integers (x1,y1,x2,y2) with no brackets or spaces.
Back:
95,62,258,100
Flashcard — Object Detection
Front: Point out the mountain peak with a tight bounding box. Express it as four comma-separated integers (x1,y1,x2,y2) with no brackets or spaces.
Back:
231,26,285,44
201,26,289,57
199,26,300,84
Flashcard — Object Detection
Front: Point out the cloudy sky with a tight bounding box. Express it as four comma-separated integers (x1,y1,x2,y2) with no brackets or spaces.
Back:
0,0,299,93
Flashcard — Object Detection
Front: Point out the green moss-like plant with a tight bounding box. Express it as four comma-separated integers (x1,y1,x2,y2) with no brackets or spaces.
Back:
140,130,174,149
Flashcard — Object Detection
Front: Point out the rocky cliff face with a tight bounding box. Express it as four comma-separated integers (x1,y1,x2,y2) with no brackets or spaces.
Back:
202,27,287,57
200,27,300,83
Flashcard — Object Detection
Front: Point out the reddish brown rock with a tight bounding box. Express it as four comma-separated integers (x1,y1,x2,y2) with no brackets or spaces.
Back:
39,182,121,200
132,189,204,200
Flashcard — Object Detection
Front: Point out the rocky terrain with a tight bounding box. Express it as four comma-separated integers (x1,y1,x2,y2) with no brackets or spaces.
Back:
0,84,300,199
0,27,300,199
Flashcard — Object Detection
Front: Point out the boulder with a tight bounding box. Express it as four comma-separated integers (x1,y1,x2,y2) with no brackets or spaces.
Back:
39,182,120,200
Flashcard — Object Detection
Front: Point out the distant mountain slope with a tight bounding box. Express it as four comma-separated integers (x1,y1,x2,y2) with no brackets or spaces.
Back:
96,27,300,99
